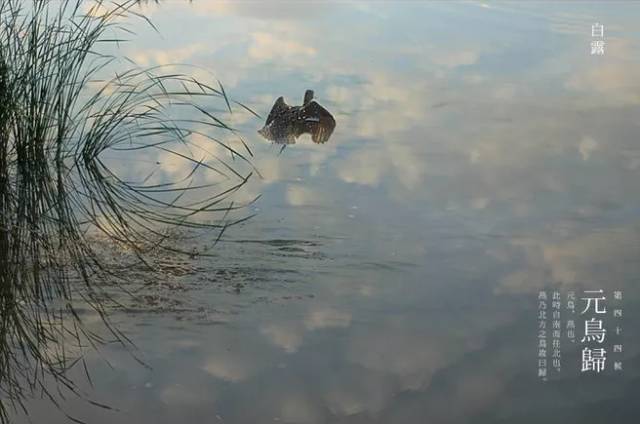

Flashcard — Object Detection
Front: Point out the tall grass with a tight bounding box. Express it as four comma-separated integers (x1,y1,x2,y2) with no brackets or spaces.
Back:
0,1,255,421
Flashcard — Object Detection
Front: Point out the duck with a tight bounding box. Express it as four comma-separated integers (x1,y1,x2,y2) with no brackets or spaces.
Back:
258,90,336,144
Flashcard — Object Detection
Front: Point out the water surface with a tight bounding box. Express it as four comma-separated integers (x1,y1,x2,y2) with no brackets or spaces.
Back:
12,2,640,423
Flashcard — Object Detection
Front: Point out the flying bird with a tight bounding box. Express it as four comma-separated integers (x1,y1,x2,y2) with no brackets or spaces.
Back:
258,90,336,144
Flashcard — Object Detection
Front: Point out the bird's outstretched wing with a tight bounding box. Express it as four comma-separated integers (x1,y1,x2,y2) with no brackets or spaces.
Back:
301,102,336,144
265,96,289,126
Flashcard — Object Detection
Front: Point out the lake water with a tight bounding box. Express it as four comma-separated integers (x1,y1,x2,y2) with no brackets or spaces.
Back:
11,1,640,423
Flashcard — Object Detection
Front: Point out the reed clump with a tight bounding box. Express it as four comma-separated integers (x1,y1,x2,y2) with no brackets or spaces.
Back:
0,1,256,421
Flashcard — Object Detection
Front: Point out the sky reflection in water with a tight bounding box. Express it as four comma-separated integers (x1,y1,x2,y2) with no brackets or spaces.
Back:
12,1,640,423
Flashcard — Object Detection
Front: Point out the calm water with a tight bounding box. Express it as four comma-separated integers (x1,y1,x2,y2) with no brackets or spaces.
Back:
12,1,640,423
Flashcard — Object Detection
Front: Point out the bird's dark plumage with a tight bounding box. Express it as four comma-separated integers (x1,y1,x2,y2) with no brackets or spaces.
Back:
258,90,336,144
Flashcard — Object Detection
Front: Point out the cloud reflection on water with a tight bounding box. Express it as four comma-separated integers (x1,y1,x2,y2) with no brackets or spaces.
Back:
10,1,640,423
